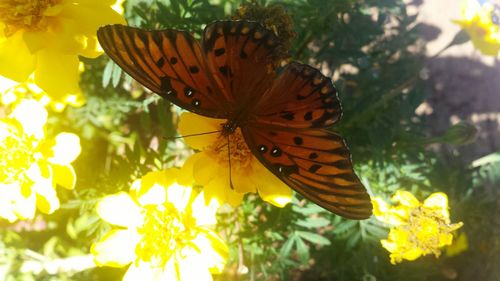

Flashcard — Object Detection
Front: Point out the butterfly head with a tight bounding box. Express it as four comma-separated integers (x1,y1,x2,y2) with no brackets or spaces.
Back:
221,120,238,136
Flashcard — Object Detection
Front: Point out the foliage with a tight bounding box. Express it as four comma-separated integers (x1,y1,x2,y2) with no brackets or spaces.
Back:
0,0,498,281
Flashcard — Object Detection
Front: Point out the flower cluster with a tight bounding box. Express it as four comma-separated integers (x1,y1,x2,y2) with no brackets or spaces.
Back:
454,0,500,56
0,99,80,222
92,168,228,281
372,191,463,264
0,0,125,103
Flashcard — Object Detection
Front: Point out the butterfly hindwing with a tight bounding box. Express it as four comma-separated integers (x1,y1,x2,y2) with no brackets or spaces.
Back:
243,61,371,219
202,21,281,105
242,126,372,219
254,62,342,129
97,24,227,118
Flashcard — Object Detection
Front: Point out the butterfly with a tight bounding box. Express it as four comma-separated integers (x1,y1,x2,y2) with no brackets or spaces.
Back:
97,20,372,219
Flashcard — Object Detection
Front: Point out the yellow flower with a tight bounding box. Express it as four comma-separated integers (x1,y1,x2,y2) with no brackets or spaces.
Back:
0,75,84,111
445,232,469,257
454,0,500,56
177,112,292,208
0,0,125,98
91,168,228,281
372,191,463,264
0,99,81,222
112,0,125,14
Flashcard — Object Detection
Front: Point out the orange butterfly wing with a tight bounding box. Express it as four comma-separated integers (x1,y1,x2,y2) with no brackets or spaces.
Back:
201,20,281,106
242,63,372,219
98,21,372,219
97,24,228,118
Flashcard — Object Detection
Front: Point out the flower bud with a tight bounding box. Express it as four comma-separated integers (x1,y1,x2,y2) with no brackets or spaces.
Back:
440,121,478,145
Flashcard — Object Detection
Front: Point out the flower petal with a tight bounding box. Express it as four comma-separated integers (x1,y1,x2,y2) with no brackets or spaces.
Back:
52,164,76,190
91,229,140,267
166,183,193,212
0,183,35,222
401,248,422,261
34,49,81,97
191,230,229,274
372,197,407,226
253,161,292,208
12,189,37,220
132,169,177,206
175,253,214,281
232,164,256,194
33,179,60,214
392,190,420,208
0,31,36,82
423,192,450,220
96,192,142,227
445,232,468,257
60,2,125,57
48,133,81,165
0,76,18,93
204,176,243,207
123,262,167,281
192,151,219,184
178,112,222,150
177,152,201,186
9,99,47,138
191,192,220,226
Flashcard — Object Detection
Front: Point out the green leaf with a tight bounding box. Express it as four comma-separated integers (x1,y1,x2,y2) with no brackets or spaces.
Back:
291,203,325,215
279,234,296,257
295,236,310,263
296,231,331,246
111,62,122,87
346,231,361,249
295,217,331,228
332,219,358,234
102,60,113,88
472,152,500,167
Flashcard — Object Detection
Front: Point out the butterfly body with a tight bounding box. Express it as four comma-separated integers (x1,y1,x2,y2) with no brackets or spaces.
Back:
97,20,373,219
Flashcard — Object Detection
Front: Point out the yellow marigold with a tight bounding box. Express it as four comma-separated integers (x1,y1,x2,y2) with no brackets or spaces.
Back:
0,99,81,222
0,75,84,112
91,168,228,281
177,112,292,208
454,0,500,56
372,191,463,264
0,0,125,97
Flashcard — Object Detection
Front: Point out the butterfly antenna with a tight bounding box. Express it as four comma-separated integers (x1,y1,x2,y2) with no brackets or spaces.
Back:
227,134,235,190
163,130,222,141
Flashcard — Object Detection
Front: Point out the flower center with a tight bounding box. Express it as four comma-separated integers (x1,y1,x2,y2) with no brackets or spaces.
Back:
404,207,458,257
207,128,253,170
135,203,195,268
0,124,36,184
0,0,60,35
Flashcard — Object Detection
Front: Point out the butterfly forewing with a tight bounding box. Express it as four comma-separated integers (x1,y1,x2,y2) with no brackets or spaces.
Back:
242,126,372,219
202,21,281,107
97,24,228,118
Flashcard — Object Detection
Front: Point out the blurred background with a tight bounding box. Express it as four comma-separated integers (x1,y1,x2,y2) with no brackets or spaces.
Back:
418,0,500,162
